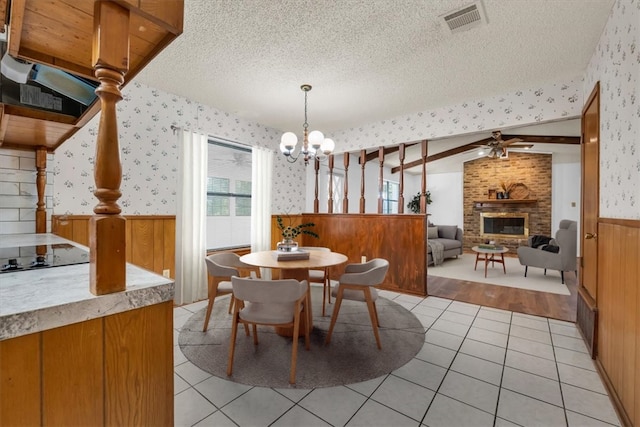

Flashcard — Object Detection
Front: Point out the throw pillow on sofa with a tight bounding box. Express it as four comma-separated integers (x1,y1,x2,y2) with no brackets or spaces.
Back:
427,227,439,239
438,225,458,240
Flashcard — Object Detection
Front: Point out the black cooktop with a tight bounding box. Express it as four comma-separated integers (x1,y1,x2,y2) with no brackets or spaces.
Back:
0,244,90,273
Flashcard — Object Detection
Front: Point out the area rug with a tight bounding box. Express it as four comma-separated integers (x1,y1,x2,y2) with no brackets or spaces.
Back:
178,287,424,389
428,254,570,295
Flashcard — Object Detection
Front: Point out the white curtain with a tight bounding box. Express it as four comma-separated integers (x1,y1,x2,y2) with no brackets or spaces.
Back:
175,129,208,305
251,146,274,277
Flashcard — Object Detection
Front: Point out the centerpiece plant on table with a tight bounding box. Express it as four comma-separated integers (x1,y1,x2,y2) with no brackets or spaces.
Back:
276,215,319,242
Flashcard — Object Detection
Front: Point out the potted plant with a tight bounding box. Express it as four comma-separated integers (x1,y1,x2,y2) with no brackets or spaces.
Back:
276,215,319,251
499,180,516,199
407,191,432,214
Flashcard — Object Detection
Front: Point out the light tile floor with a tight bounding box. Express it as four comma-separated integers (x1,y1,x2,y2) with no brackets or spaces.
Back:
173,288,621,427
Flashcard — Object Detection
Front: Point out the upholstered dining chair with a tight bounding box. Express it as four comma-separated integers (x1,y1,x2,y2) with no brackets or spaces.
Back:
227,277,310,384
202,253,260,332
324,258,390,349
299,246,332,316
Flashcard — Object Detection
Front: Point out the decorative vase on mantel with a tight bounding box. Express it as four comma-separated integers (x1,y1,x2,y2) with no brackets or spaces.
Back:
277,239,299,252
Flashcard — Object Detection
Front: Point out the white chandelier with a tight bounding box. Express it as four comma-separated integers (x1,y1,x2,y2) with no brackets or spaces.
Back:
279,84,335,165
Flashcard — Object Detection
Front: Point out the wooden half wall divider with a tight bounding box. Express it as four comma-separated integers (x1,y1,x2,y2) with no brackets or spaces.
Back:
273,213,428,296
52,215,176,279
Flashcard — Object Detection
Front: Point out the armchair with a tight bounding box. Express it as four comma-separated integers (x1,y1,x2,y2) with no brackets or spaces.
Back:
517,219,577,284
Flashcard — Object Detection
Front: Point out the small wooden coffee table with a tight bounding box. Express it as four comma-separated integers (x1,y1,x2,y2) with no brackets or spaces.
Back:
472,246,509,278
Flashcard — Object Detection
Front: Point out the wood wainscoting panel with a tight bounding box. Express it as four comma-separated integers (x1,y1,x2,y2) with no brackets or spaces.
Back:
576,286,597,358
104,301,174,425
596,220,639,426
0,333,41,426
288,214,427,296
52,215,176,278
42,318,104,425
163,218,176,277
129,218,156,271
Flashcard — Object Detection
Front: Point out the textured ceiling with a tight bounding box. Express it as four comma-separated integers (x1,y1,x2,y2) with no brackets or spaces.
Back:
136,0,614,134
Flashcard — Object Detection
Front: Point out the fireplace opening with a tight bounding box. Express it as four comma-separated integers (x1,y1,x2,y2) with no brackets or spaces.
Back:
480,212,529,239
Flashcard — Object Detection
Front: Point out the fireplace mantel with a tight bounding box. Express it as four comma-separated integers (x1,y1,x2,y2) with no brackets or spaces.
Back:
474,199,538,208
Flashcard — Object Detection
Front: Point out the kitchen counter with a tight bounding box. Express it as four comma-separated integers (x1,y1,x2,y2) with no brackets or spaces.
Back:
0,233,174,341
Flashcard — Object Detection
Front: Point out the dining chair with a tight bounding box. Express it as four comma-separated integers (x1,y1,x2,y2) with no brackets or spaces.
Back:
299,246,332,316
324,258,389,349
202,253,260,332
227,277,310,384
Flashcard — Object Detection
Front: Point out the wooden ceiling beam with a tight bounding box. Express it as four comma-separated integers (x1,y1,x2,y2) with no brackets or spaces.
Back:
390,141,481,173
359,141,422,164
389,134,580,173
500,134,581,144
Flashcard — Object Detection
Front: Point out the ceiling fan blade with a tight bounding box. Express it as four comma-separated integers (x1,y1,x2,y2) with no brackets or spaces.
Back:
469,136,496,147
508,143,534,149
501,137,524,147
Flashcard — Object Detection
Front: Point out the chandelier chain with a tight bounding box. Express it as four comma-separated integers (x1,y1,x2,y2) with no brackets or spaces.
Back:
303,90,309,130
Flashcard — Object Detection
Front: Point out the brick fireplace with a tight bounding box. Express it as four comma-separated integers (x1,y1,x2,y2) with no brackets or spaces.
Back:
481,212,529,239
463,152,552,253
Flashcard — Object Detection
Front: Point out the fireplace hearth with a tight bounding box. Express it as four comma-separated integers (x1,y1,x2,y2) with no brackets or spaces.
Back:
481,212,529,239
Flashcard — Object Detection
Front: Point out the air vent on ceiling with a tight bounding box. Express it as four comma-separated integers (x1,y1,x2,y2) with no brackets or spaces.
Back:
442,1,487,34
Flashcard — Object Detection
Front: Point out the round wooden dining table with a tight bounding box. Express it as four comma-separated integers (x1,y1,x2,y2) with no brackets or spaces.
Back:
239,250,348,332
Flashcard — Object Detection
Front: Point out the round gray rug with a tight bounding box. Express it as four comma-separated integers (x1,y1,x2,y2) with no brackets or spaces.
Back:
179,287,424,389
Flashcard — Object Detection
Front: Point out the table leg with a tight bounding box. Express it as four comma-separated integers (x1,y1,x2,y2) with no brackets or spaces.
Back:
484,254,489,278
501,253,506,274
278,268,312,337
474,252,481,270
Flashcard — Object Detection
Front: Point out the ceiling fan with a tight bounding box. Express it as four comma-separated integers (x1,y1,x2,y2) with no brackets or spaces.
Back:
475,131,533,159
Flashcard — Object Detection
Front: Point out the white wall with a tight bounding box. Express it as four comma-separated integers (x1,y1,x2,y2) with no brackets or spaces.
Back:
425,172,464,227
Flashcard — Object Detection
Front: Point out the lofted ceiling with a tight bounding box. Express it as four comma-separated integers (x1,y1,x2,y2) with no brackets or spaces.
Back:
393,118,582,174
136,0,614,138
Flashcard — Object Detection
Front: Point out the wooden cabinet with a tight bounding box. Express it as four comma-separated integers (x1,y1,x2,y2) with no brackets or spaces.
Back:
0,301,173,426
0,0,184,152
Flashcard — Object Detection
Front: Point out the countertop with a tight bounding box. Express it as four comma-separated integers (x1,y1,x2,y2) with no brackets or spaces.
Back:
0,233,174,341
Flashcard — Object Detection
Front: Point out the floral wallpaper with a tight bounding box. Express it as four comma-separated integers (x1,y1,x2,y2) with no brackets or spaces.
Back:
53,1,637,220
329,79,583,152
53,82,306,215
54,77,584,217
584,0,639,219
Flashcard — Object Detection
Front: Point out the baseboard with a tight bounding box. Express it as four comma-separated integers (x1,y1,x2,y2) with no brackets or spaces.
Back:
595,358,632,427
576,286,597,359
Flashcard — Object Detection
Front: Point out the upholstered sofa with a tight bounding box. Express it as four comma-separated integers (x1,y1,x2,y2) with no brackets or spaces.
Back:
427,224,463,265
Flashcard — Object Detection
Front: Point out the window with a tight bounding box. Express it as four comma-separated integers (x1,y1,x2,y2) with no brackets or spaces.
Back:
327,172,344,213
206,139,252,249
382,180,399,214
207,177,230,216
234,179,252,216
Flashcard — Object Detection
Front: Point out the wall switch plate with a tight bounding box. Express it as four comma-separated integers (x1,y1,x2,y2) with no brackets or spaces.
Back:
162,269,170,278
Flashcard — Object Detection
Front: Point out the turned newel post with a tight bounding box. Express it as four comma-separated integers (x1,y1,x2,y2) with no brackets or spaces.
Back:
314,158,320,213
359,150,366,213
35,147,47,233
342,153,349,213
327,155,334,213
398,144,405,213
420,140,428,214
89,1,130,295
377,147,384,213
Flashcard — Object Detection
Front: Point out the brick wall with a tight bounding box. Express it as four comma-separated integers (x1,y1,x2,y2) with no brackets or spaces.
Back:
0,148,53,234
463,152,552,253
